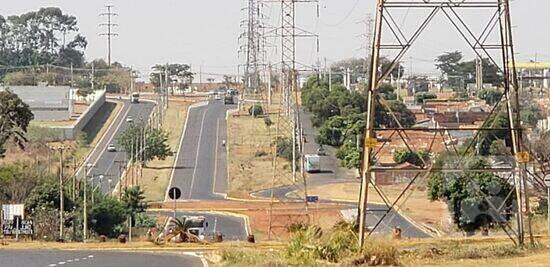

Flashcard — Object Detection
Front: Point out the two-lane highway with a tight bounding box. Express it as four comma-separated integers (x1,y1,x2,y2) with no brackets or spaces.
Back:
81,99,155,194
167,99,234,200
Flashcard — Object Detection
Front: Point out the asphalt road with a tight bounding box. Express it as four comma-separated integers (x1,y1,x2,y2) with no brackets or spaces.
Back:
81,99,155,194
0,250,203,267
167,99,234,200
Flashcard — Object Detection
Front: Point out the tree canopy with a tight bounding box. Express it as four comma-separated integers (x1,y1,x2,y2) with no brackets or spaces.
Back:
0,8,87,70
0,90,34,157
150,63,194,89
302,75,416,169
435,51,502,87
117,124,173,164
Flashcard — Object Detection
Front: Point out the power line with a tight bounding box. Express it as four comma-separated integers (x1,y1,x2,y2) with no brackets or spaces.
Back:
100,5,118,66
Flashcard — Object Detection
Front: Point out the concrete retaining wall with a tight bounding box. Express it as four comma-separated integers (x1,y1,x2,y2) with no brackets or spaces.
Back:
50,90,107,140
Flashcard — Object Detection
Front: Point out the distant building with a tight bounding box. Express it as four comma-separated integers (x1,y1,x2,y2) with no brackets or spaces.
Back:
0,85,73,121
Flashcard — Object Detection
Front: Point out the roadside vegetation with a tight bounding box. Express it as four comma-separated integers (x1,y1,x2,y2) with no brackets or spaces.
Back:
227,97,300,198
301,76,416,169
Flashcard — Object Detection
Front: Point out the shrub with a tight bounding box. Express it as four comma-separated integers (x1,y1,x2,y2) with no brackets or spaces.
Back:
248,104,264,117
254,150,268,157
90,197,128,237
264,117,273,127
274,137,296,162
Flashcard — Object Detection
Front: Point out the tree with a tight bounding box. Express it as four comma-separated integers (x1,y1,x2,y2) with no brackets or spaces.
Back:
117,125,173,164
393,149,429,167
248,104,264,117
0,163,42,203
90,197,128,237
375,100,416,128
0,8,85,70
436,51,502,87
436,51,464,77
150,63,194,89
25,178,76,213
415,92,437,104
427,157,515,232
275,137,297,163
0,90,34,157
122,186,148,225
478,88,501,106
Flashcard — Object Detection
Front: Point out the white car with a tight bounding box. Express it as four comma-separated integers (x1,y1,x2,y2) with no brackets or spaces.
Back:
126,116,133,123
107,144,116,152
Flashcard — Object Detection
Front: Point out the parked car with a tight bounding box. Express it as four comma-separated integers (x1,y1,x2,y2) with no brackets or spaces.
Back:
126,116,133,123
107,144,116,152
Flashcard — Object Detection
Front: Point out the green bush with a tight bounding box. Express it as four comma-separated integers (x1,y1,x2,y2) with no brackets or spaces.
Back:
248,104,264,117
274,137,297,162
90,197,128,237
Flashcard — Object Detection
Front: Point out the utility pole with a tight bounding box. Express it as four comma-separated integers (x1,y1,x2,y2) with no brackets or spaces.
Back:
91,62,95,90
83,163,92,242
100,5,118,66
476,56,484,92
55,146,66,240
165,63,169,110
70,63,74,88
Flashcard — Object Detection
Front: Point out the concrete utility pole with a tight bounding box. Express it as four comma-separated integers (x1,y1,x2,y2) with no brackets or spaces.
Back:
91,62,95,90
57,147,65,240
476,56,484,92
100,5,118,66
83,163,92,242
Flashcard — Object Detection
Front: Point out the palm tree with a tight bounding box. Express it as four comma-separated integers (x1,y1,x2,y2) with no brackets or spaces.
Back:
121,186,148,223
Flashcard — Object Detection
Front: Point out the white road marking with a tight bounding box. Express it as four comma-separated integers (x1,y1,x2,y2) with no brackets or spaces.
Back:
67,259,72,262
88,255,94,258
188,109,208,199
74,258,80,262
58,262,65,265
81,257,87,260
90,101,132,172
212,119,220,195
165,101,208,201
48,264,56,267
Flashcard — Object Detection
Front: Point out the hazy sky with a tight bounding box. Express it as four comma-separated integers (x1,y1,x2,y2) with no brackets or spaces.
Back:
2,0,549,80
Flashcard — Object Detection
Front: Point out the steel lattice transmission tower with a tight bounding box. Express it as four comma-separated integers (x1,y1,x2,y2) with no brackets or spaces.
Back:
358,0,533,248
265,0,319,239
100,5,118,66
239,0,265,92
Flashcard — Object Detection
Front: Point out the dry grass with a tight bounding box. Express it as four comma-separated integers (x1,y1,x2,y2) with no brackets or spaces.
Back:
226,100,296,199
307,182,451,232
139,98,198,202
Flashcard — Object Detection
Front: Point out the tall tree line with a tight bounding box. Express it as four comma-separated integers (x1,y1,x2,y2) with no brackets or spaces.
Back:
0,7,87,71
